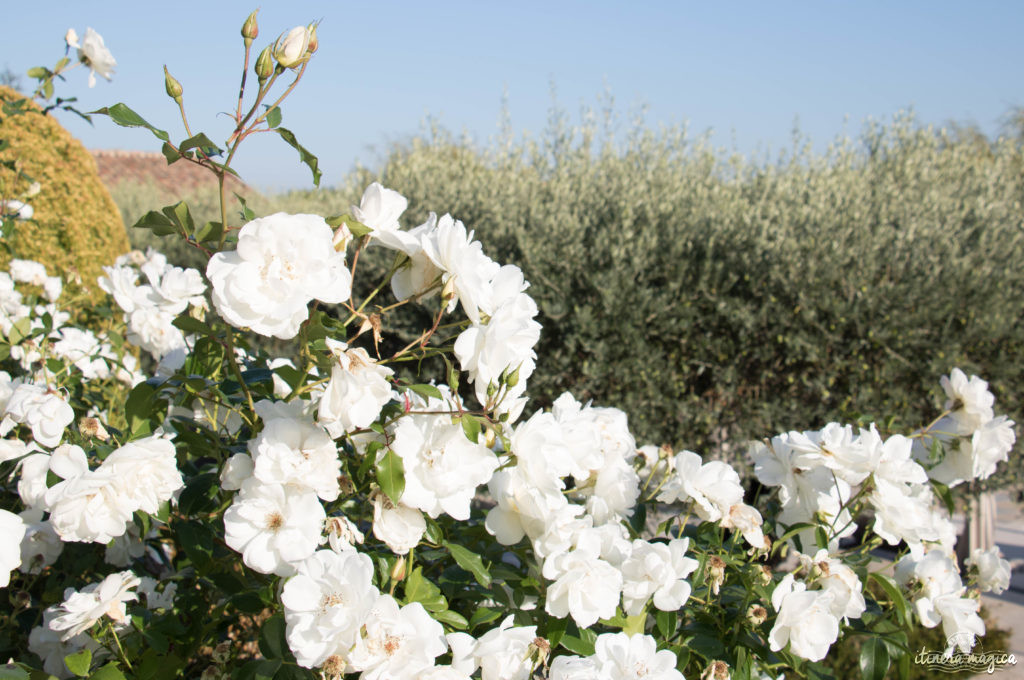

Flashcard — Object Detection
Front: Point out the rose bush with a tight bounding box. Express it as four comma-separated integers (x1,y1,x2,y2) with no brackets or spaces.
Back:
0,13,1017,680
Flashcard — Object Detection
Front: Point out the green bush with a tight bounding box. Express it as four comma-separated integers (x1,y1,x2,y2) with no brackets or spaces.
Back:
358,113,1024,488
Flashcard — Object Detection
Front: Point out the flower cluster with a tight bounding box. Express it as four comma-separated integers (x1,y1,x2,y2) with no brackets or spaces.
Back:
2,22,1018,680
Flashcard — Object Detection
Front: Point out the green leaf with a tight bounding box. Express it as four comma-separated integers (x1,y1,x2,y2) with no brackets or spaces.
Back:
407,383,442,401
7,316,32,344
177,472,219,516
559,633,595,657
161,142,181,165
259,614,289,661
27,66,49,79
376,449,405,505
237,659,282,680
172,315,214,336
445,542,491,587
0,667,30,680
64,649,92,676
161,201,195,235
931,480,955,516
656,609,677,638
460,415,481,444
91,103,169,142
178,132,223,156
468,606,502,630
859,636,890,680
124,381,161,437
132,210,177,236
432,609,468,629
868,572,908,627
235,193,257,222
265,106,282,128
194,220,224,243
274,127,321,187
404,567,447,611
86,664,126,680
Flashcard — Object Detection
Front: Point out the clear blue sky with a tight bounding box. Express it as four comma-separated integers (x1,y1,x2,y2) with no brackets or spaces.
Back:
6,1,1023,191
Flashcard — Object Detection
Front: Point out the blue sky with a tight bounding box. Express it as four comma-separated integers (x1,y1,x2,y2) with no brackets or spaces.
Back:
6,1,1023,191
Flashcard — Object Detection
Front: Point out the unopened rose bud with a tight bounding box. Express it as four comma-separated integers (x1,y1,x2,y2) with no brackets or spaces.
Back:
484,427,496,448
241,9,259,44
333,223,353,252
272,26,311,69
746,604,768,626
390,556,407,583
163,66,183,103
706,555,726,596
441,277,457,308
254,46,274,83
505,365,520,388
79,417,109,442
305,22,319,55
65,28,79,49
701,660,730,680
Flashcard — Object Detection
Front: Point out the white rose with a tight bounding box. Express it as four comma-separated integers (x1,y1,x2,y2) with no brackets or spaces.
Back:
0,509,26,587
207,213,351,339
372,494,425,555
77,28,116,87
317,340,393,437
967,546,1012,594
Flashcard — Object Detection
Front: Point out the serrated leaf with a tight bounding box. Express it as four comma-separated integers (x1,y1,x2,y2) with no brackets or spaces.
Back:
194,220,224,243
445,542,491,586
179,132,223,156
432,609,468,629
460,415,481,444
859,636,890,680
91,103,169,142
404,567,447,611
559,633,595,657
376,449,405,504
265,106,282,128
64,649,91,676
406,383,442,401
468,606,502,630
172,315,213,335
275,127,321,187
132,210,177,236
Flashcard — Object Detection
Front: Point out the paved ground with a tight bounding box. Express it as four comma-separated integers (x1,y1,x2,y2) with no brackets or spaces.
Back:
974,493,1024,676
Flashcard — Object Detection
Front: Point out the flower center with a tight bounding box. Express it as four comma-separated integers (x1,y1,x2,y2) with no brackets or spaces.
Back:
265,512,284,531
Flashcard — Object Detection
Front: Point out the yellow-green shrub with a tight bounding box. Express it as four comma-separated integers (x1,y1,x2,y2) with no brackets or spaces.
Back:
0,85,129,302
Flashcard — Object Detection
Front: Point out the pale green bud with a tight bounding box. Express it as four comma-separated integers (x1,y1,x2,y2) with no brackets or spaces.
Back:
163,65,183,103
254,46,274,83
241,10,259,44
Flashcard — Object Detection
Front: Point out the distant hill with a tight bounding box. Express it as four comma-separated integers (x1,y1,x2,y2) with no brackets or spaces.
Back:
90,149,252,195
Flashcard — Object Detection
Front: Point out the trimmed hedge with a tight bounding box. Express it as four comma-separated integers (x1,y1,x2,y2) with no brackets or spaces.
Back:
0,86,130,303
